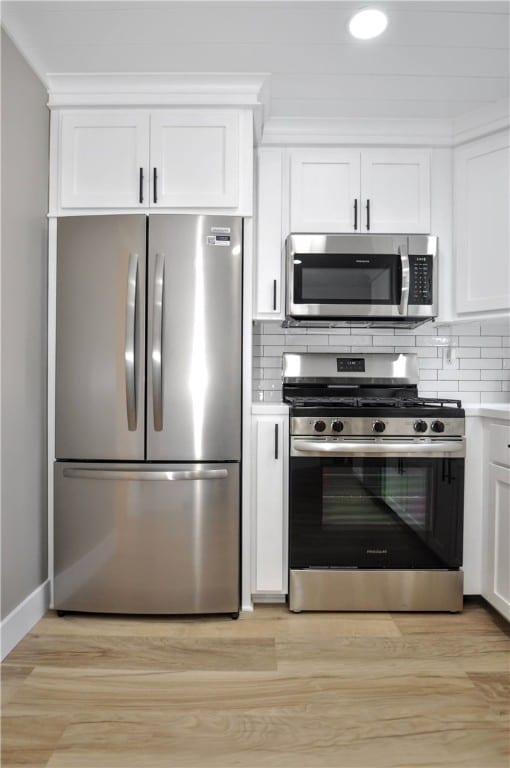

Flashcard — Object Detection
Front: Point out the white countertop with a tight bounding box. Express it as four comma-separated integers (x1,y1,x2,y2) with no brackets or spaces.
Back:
251,402,289,415
464,403,510,420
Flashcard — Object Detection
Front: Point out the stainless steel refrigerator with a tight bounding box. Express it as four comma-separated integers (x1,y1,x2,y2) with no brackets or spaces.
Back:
54,214,242,615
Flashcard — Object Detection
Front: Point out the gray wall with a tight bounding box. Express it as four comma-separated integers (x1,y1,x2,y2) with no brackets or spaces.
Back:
1,30,49,618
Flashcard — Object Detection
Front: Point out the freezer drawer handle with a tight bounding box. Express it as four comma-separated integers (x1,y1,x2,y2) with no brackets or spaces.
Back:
62,469,229,481
125,253,138,431
152,253,165,431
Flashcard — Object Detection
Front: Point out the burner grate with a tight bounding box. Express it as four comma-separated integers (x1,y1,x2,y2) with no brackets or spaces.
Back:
284,394,463,409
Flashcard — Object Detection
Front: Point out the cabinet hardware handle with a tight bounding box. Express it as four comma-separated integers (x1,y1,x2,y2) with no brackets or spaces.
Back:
153,168,158,204
366,199,371,231
354,198,358,231
273,279,277,311
139,168,144,204
274,423,279,460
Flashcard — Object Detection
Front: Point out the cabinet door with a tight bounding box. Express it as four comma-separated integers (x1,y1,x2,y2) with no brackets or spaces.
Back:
455,130,510,314
361,149,430,233
60,110,149,208
252,416,288,594
290,149,360,232
484,462,510,621
255,148,284,317
150,110,239,208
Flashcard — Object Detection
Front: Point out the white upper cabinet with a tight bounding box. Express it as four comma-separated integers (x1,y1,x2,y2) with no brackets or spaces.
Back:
361,150,431,233
56,108,246,213
149,110,239,208
454,130,510,316
290,149,360,232
60,111,150,209
289,148,430,233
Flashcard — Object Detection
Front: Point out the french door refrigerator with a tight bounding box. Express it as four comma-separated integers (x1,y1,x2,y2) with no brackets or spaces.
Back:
54,214,242,615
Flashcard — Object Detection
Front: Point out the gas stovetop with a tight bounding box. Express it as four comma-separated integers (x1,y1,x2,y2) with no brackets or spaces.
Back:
283,352,465,438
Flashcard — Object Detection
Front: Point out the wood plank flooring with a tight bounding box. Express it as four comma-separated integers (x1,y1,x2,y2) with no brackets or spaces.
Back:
1,600,509,768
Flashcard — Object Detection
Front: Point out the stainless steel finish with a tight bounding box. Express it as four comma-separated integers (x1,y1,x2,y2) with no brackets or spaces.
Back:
125,252,138,432
291,415,465,438
291,436,465,458
286,234,437,324
147,215,242,462
54,462,239,614
398,243,410,316
63,468,229,481
289,569,463,612
151,252,164,432
56,216,146,460
283,352,419,386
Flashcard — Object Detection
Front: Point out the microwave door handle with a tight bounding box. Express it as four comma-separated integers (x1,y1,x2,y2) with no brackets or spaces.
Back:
399,244,410,315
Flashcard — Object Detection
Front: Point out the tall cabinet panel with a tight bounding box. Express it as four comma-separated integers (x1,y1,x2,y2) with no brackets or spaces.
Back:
454,130,510,315
55,216,147,460
146,215,242,462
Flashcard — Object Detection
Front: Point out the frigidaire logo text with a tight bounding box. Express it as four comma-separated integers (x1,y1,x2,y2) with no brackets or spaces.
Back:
366,549,387,554
356,260,370,263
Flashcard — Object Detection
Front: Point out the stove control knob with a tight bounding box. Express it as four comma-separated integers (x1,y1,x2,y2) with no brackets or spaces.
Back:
332,420,344,433
431,420,445,433
314,420,327,433
373,420,386,433
414,419,428,433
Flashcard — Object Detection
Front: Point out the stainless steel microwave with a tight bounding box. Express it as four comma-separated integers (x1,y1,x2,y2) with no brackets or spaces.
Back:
286,234,437,328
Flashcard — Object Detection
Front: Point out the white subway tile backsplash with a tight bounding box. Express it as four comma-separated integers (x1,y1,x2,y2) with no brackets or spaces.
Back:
374,335,415,346
481,392,510,403
458,336,502,347
482,347,510,357
481,370,510,380
460,359,502,369
252,320,510,403
438,369,480,381
462,381,503,391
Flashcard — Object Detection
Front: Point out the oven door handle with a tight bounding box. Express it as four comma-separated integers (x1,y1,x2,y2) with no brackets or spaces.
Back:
292,439,465,456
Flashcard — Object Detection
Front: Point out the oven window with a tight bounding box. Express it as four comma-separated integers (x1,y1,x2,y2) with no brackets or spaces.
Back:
290,457,464,570
293,253,400,305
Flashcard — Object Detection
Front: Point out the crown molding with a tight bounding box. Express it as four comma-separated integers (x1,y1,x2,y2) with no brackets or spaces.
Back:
46,72,271,141
452,97,510,147
260,116,455,148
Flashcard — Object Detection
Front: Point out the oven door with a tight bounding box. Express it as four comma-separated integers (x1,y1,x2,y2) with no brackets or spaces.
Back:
289,437,465,570
286,234,409,319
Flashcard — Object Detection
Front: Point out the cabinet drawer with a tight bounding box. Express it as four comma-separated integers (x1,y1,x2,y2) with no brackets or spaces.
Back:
489,423,510,467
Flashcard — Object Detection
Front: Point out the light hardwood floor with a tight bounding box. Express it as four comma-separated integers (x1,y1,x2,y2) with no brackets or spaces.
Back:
1,600,509,768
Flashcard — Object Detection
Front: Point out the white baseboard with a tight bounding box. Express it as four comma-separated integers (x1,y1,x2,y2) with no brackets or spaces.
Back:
0,579,50,661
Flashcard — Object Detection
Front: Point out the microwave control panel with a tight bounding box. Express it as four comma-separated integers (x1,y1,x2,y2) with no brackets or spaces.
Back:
408,255,433,305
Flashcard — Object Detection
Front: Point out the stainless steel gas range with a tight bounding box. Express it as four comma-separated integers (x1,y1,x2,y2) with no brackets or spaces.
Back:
284,352,465,613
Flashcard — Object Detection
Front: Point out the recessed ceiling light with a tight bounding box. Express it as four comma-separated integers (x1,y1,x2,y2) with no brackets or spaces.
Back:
349,8,388,40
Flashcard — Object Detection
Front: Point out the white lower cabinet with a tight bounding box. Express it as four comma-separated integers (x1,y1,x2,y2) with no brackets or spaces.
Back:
251,412,288,596
482,423,510,620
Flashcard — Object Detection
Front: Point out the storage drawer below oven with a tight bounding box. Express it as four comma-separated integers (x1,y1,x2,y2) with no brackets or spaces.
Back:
289,569,463,613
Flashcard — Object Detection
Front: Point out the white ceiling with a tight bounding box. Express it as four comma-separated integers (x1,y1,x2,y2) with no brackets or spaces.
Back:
2,0,509,121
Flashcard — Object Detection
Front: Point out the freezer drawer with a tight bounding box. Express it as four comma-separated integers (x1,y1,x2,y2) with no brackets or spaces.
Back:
54,462,239,614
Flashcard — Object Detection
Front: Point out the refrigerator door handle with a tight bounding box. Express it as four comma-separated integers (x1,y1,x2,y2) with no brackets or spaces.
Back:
62,468,229,481
125,253,139,431
152,253,165,431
